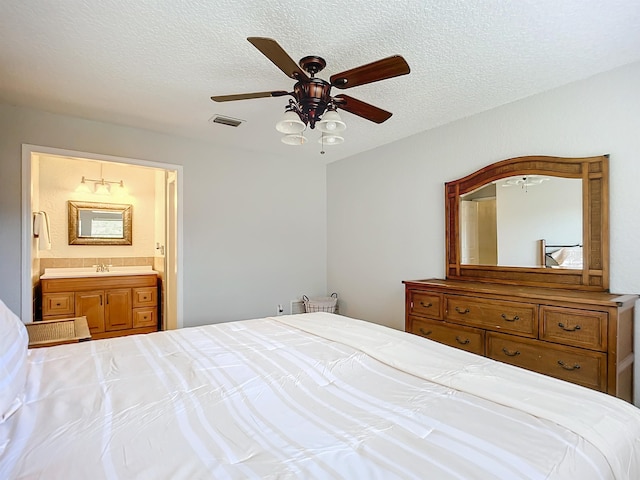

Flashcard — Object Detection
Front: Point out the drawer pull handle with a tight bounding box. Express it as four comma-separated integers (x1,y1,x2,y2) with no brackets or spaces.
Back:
455,307,470,314
501,314,520,322
455,336,470,345
558,322,581,332
557,360,581,371
56,303,61,306
419,328,432,336
419,301,433,308
502,347,520,357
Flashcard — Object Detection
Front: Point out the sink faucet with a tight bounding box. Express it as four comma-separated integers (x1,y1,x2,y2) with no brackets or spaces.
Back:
93,264,112,272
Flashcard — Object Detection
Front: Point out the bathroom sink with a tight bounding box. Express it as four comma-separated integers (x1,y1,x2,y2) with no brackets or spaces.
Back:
40,266,158,279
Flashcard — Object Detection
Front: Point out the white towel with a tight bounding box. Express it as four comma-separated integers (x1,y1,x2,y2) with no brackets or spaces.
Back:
33,212,52,250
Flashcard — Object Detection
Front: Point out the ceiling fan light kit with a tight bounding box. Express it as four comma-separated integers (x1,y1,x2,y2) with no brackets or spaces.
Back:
318,133,344,145
211,37,410,150
281,133,307,145
317,109,346,133
275,107,306,134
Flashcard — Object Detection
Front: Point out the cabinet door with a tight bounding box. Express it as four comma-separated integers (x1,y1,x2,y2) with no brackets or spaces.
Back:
105,289,132,331
76,290,105,334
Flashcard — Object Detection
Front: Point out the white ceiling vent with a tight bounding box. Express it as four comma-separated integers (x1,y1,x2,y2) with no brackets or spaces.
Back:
209,115,244,127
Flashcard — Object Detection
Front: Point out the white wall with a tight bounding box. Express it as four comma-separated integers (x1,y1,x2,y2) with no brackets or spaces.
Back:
0,103,327,326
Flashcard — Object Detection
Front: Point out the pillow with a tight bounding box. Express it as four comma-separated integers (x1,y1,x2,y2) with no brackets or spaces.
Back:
550,246,583,268
0,299,28,423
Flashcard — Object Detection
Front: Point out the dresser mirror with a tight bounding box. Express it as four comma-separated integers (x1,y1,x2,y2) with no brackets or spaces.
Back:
68,201,132,245
445,155,609,290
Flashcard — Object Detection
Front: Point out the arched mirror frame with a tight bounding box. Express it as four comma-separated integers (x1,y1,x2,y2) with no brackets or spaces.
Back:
445,155,609,291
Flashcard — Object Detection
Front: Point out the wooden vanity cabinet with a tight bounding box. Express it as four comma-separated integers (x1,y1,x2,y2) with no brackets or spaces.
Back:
404,278,637,402
42,274,158,340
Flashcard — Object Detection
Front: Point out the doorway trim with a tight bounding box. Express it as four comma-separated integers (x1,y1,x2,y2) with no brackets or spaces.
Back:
21,144,183,327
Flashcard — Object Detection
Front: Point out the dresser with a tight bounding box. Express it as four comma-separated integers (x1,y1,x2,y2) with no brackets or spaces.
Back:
404,278,636,401
41,273,159,340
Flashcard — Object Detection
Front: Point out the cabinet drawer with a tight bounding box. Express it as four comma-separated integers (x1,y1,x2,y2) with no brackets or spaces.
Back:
42,292,75,317
133,287,157,307
445,295,537,337
410,316,484,355
487,332,607,392
133,308,157,328
408,291,443,319
540,306,607,352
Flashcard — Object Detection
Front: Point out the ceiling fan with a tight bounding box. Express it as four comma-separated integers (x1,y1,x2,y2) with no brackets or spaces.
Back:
211,37,410,144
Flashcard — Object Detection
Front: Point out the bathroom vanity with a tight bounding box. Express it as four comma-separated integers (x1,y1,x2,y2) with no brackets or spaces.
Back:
40,266,159,340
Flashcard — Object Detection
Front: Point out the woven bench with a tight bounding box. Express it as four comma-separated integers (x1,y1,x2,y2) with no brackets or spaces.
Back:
26,316,91,348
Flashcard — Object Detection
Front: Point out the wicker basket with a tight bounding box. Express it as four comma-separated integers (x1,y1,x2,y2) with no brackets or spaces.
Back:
302,293,338,314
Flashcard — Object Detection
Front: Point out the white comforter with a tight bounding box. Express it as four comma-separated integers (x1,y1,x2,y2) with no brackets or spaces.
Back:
2,312,639,479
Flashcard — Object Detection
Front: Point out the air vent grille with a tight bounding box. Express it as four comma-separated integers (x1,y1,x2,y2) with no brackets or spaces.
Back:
209,115,244,127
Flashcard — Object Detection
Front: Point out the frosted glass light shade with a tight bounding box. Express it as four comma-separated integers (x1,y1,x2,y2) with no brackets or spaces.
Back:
317,110,346,133
318,134,344,145
281,134,307,145
94,181,111,195
276,111,306,134
75,177,92,194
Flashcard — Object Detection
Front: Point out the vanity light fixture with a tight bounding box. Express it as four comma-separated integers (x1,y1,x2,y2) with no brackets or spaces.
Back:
76,176,125,196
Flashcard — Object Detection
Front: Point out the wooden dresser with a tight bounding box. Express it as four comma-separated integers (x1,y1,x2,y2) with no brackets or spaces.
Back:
41,274,159,340
404,279,636,402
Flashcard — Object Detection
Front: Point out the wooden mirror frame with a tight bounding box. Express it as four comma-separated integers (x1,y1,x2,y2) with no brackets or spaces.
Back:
445,155,609,291
68,201,132,246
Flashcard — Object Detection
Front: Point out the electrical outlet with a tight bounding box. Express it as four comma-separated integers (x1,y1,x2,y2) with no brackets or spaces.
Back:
277,304,284,316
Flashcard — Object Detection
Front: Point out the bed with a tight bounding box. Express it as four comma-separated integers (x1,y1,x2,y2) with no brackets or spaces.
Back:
539,239,583,269
2,299,640,479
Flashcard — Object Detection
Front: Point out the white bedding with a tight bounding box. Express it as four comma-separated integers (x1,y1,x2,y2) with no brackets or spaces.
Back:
2,312,640,479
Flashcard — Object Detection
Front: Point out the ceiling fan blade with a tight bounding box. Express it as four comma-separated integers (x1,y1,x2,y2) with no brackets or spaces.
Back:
330,55,410,89
211,91,290,102
247,37,309,81
333,94,392,124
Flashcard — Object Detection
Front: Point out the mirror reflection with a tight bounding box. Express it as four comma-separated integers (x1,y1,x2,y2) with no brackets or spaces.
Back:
78,209,124,238
68,201,132,245
459,176,582,268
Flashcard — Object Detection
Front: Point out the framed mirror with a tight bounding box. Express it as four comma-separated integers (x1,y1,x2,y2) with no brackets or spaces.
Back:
445,155,609,290
68,201,132,245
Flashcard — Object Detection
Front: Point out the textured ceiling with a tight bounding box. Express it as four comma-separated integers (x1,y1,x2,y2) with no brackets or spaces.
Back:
1,1,640,163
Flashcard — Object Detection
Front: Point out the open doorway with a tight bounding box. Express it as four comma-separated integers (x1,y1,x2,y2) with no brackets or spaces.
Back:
21,145,182,329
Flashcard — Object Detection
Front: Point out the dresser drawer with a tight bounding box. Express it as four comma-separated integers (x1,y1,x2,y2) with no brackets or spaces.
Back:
408,290,443,319
487,332,607,392
42,292,75,317
410,317,485,355
133,287,157,307
445,295,537,337
133,307,157,328
540,306,607,352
